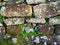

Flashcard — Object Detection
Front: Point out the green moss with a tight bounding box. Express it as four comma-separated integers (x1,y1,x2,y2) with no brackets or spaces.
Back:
32,12,35,17
19,24,25,28
0,16,4,21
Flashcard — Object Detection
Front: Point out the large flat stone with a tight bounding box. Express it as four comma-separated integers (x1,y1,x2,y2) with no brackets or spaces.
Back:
33,3,59,18
49,18,60,25
0,3,32,17
26,0,46,4
3,18,24,25
26,18,46,23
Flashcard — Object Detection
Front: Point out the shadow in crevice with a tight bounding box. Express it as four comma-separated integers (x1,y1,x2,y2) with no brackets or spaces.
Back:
1,21,7,34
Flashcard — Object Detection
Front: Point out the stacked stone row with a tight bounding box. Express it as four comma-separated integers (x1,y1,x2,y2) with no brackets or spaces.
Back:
0,0,60,45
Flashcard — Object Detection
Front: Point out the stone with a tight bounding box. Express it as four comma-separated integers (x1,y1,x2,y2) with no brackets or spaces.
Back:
34,24,54,35
0,27,5,35
7,26,21,34
0,3,32,17
49,18,60,25
33,3,58,18
26,18,46,23
26,0,46,4
3,18,24,25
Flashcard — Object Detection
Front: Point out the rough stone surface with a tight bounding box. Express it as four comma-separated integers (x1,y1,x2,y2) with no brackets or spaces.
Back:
49,18,60,25
26,18,46,23
3,18,24,25
26,0,46,4
0,3,32,17
33,3,59,18
48,0,60,2
34,25,54,35
7,26,21,34
4,0,24,3
0,27,5,35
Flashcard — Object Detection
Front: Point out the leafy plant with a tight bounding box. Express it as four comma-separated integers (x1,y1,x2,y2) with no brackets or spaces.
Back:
0,16,4,21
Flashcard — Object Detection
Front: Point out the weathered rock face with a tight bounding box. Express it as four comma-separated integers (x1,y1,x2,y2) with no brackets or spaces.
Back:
56,35,60,45
40,36,53,45
49,2,60,14
49,18,60,25
4,0,24,3
4,0,13,1
0,27,5,35
33,36,40,44
33,36,53,45
0,3,32,17
7,26,21,35
55,25,60,35
33,3,59,18
1,0,60,45
48,0,60,2
26,0,46,4
0,23,3,26
0,2,6,6
26,18,46,23
3,18,24,26
3,0,24,5
53,35,60,45
34,25,54,35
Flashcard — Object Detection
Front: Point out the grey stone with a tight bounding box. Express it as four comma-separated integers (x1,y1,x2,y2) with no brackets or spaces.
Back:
26,18,46,23
26,0,46,4
3,18,24,25
33,3,59,18
49,18,60,25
